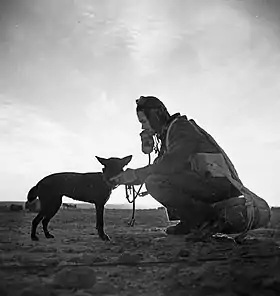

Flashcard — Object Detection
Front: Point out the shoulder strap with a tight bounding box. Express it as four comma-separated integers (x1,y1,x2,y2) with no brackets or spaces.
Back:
165,117,180,148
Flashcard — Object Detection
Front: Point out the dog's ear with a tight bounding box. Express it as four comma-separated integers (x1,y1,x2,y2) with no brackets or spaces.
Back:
95,156,109,166
122,155,133,167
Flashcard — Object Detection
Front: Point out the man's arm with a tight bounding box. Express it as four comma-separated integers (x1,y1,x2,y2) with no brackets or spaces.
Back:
112,117,201,185
134,165,152,184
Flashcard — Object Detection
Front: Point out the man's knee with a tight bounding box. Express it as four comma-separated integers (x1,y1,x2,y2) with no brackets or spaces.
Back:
145,174,163,192
145,173,196,208
145,174,171,206
145,173,217,225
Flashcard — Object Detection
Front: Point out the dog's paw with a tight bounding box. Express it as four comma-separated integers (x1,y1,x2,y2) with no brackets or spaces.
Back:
45,233,55,239
31,235,39,241
100,234,110,241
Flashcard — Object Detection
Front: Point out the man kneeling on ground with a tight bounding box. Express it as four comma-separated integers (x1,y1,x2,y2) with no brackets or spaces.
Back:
111,96,271,237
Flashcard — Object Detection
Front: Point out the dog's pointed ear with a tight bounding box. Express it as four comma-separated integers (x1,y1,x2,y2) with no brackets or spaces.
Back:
122,155,133,167
95,156,108,166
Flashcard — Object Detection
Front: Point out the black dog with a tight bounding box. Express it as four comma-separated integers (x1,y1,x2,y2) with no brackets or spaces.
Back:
26,155,132,241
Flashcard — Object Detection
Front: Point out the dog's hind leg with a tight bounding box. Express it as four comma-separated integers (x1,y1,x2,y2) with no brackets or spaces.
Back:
95,204,110,241
42,196,62,239
31,212,44,241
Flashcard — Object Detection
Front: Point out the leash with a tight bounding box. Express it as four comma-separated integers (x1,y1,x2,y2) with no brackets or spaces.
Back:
125,154,151,227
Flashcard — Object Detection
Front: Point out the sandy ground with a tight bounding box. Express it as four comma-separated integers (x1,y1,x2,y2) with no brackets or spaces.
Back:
1,207,280,296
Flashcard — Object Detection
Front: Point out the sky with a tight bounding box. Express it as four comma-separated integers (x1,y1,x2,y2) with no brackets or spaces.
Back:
0,0,280,208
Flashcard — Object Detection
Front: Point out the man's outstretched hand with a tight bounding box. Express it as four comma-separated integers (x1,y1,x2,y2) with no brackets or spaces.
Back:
110,168,140,185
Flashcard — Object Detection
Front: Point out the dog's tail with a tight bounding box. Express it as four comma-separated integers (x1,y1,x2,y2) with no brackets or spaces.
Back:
27,185,38,202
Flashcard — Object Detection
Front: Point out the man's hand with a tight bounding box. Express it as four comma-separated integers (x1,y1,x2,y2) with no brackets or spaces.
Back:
110,168,139,185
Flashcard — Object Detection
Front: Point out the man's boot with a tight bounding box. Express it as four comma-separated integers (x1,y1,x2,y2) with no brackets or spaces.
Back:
166,207,180,221
166,221,192,235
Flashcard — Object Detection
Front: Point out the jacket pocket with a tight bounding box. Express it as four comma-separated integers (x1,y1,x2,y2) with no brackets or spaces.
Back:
190,153,232,178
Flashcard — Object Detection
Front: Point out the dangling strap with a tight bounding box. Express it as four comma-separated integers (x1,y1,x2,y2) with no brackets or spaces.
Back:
126,154,152,227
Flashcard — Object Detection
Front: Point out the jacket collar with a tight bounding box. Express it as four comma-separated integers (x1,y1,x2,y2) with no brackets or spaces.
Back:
161,113,180,137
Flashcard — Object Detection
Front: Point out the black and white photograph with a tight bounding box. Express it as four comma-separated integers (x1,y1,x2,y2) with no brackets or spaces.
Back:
1,0,280,295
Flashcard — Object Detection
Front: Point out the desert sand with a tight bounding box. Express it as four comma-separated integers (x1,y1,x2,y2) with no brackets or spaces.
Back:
0,206,280,296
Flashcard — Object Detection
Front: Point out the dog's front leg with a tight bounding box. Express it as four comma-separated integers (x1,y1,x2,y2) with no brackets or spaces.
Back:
95,204,110,241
